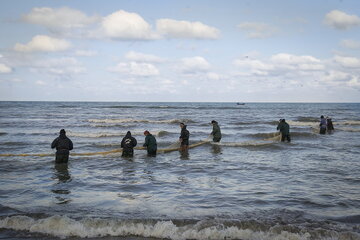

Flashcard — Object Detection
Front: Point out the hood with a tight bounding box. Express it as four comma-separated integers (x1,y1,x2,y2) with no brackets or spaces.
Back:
125,131,132,137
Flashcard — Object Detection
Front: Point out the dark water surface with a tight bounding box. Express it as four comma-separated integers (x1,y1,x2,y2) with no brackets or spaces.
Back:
0,102,359,240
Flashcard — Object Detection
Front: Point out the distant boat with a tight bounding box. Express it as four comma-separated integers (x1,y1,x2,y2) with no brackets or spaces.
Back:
237,103,245,105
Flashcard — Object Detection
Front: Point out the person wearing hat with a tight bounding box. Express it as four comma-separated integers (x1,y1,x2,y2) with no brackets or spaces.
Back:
121,131,137,157
51,129,73,164
210,120,222,142
143,130,157,156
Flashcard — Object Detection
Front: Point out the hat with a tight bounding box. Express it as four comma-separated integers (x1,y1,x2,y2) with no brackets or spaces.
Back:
60,129,66,134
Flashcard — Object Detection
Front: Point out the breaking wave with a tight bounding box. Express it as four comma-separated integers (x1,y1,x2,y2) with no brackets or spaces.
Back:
88,118,194,124
0,215,358,240
341,120,360,125
287,120,318,127
67,130,171,138
247,132,316,139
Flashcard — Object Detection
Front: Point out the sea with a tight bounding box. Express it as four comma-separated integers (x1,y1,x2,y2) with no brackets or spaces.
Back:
0,101,359,240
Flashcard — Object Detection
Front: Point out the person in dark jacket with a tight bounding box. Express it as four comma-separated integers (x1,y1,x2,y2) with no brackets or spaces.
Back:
179,123,190,151
210,120,222,142
326,117,334,133
51,129,73,164
121,131,137,157
143,130,157,156
277,119,291,142
319,115,327,134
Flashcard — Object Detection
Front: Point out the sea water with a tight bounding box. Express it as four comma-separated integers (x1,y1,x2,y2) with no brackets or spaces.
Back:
0,102,359,240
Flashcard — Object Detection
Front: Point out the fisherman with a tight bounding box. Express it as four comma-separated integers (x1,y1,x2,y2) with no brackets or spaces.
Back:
319,115,327,134
121,131,137,157
277,119,291,142
143,130,157,157
179,123,190,152
210,120,222,142
326,117,334,133
276,119,283,131
51,129,73,164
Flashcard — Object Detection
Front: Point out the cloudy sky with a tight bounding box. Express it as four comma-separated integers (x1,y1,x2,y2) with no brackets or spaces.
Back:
0,0,359,102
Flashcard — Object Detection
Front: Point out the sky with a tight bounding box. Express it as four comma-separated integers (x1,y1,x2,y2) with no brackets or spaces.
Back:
0,0,360,102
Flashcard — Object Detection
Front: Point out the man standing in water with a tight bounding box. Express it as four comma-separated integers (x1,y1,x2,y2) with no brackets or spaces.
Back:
143,130,157,156
121,131,137,157
210,120,222,142
277,119,291,142
179,123,190,152
51,129,73,164
319,115,327,134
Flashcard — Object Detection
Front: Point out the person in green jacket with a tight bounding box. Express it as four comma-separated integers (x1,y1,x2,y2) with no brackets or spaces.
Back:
211,120,222,142
143,130,157,156
277,119,291,142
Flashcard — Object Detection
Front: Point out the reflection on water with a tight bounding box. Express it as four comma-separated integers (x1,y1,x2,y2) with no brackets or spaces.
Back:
211,144,222,154
53,164,71,183
51,163,72,205
180,150,190,160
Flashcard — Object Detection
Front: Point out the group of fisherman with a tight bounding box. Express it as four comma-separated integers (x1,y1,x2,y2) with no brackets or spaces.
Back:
51,116,333,164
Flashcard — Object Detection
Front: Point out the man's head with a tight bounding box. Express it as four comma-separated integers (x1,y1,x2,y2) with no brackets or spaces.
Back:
144,130,150,136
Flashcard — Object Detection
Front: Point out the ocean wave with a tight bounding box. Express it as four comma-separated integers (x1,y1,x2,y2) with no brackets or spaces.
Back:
88,118,194,124
336,127,360,132
341,120,360,125
247,132,316,139
67,130,171,138
287,120,318,127
1,215,358,240
296,116,319,122
0,132,8,136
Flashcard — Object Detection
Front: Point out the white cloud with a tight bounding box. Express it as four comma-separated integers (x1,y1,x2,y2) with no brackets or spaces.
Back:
125,51,164,63
35,80,47,85
180,56,211,73
347,76,360,87
324,10,360,30
233,58,274,75
340,39,360,49
23,7,99,32
31,57,86,76
101,10,158,40
156,19,219,39
333,55,360,68
237,22,278,39
109,61,159,77
75,50,98,57
207,72,221,81
271,53,324,71
14,35,71,52
0,63,12,73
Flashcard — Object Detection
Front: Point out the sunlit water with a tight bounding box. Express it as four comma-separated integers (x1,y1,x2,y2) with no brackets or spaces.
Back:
0,102,359,240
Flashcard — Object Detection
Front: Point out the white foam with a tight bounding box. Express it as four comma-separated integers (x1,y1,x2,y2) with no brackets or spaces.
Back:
0,215,321,240
88,118,187,124
287,120,318,128
341,120,360,125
